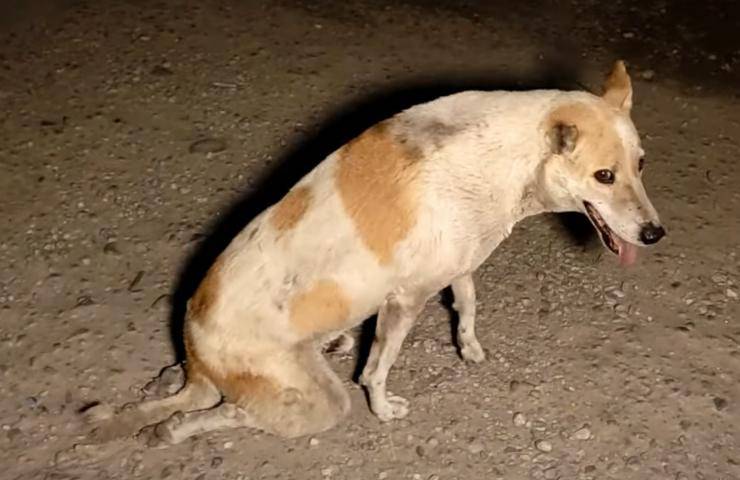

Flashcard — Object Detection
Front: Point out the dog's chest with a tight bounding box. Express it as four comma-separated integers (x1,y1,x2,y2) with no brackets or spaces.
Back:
467,222,515,271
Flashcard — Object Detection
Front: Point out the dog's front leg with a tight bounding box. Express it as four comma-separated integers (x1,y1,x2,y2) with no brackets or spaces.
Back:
360,292,425,422
451,274,485,363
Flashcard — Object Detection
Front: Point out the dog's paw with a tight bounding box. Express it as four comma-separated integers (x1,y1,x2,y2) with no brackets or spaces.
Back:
136,424,166,449
373,393,410,422
460,340,486,363
136,412,183,449
142,364,185,397
153,411,186,445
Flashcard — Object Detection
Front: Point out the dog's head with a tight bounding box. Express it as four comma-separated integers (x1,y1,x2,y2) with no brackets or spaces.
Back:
540,60,665,265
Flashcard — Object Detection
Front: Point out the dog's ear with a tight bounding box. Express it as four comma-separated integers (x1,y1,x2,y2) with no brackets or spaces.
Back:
602,60,632,112
548,122,578,155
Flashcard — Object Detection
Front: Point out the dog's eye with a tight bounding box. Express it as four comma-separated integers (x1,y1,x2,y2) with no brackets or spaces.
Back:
594,169,615,184
638,157,645,172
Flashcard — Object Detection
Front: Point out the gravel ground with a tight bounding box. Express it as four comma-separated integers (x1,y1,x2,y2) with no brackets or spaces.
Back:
1,1,739,479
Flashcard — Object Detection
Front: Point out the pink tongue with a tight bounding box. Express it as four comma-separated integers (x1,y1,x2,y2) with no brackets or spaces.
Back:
617,238,638,266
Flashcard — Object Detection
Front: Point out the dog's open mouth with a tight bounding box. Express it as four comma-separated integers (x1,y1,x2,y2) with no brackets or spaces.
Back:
583,201,638,266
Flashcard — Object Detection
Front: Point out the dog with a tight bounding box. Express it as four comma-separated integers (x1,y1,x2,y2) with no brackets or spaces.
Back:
85,60,665,445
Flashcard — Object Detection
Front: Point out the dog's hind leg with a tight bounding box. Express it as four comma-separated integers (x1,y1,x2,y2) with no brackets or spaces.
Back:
254,342,351,438
142,402,254,446
84,374,221,443
143,342,351,443
360,291,426,422
451,274,485,363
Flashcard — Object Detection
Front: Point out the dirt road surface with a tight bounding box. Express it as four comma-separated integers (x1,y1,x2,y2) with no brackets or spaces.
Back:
1,1,739,479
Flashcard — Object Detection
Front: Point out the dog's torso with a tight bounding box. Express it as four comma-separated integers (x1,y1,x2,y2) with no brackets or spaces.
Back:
188,90,584,363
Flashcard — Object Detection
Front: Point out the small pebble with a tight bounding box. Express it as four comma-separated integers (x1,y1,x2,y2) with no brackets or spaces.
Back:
531,420,547,432
223,441,234,449
606,286,626,298
160,465,175,478
468,441,484,454
513,412,527,427
571,427,591,440
210,457,223,468
75,295,94,307
309,437,320,447
713,397,728,411
189,138,227,154
544,467,558,480
535,440,552,452
625,455,640,470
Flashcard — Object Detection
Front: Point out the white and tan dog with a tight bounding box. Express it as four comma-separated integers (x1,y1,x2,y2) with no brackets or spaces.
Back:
87,60,665,444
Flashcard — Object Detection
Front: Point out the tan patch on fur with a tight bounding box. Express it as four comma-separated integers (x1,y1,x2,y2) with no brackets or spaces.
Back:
188,257,224,325
289,279,351,334
184,326,278,404
336,122,422,265
270,186,312,233
183,326,210,383
220,370,278,405
546,101,645,212
546,102,625,168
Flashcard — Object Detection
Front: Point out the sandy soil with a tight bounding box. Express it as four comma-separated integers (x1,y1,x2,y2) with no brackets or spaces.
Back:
1,1,739,479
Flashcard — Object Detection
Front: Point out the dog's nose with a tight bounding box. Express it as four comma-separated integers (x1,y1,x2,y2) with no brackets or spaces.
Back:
639,222,666,245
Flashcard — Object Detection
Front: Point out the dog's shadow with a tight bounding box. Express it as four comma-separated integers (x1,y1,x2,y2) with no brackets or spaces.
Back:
168,63,597,377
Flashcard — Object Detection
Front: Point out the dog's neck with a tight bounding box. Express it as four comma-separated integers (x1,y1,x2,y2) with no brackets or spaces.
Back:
417,90,581,243
435,149,549,249
469,124,555,235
